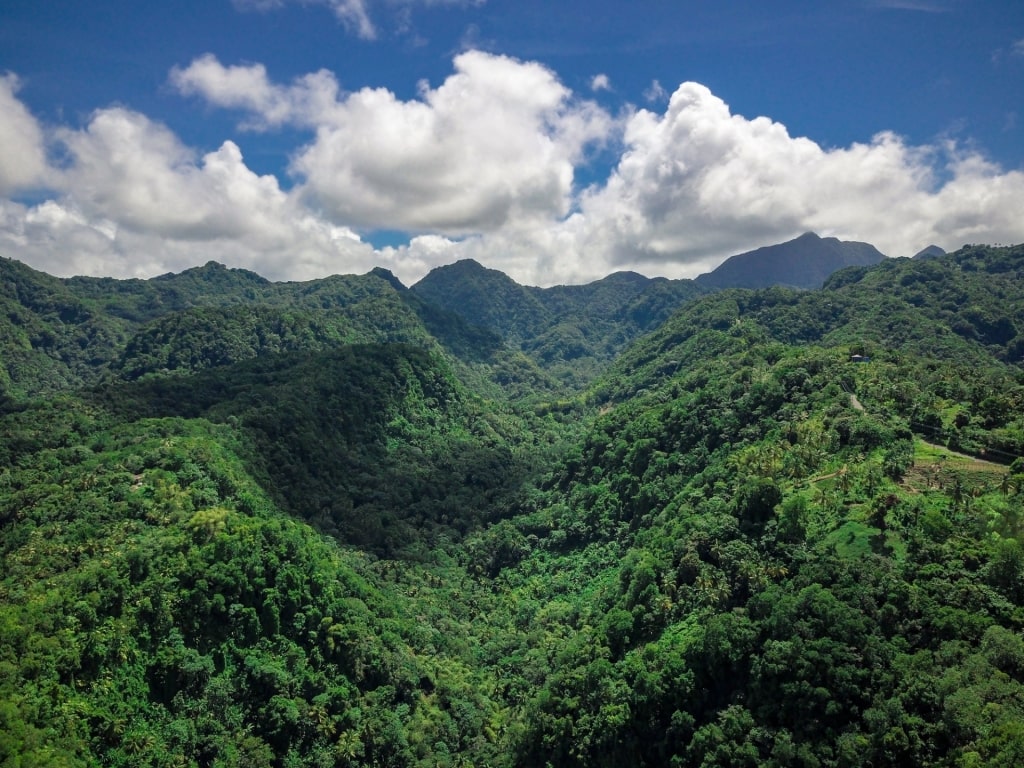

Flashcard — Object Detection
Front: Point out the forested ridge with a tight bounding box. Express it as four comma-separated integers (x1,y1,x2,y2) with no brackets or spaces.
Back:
2,244,1024,767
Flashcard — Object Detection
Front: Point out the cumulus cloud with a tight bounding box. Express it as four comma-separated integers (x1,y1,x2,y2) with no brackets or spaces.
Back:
170,55,340,129
0,75,48,195
176,51,612,234
294,51,610,233
566,81,1024,275
3,54,1024,288
0,101,383,282
591,74,611,92
55,108,295,240
0,193,382,284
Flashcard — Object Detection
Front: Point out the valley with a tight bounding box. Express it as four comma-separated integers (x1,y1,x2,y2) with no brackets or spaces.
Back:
1,241,1024,767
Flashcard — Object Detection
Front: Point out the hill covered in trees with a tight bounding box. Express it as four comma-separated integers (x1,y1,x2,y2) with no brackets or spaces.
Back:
2,243,1024,767
410,259,709,385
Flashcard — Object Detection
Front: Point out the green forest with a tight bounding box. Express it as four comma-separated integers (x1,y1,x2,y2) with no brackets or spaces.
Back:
2,244,1024,767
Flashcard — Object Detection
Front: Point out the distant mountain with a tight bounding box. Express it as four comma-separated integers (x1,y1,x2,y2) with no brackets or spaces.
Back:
411,259,708,385
609,242,1024,405
695,232,886,290
912,244,946,260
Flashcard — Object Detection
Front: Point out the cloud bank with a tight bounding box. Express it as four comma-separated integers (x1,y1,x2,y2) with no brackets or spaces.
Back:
2,51,1023,286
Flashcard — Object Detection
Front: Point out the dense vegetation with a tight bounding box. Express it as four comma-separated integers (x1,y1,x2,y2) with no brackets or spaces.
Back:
410,258,709,387
2,244,1024,766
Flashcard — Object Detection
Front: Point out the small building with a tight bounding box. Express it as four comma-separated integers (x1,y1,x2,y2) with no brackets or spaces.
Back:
850,354,871,363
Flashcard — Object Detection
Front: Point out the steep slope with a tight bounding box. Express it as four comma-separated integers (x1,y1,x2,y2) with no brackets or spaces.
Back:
822,244,1024,363
0,380,522,766
1,253,707,399
112,294,434,380
410,259,554,345
94,344,537,555
696,231,886,289
606,244,1024,458
913,244,946,259
487,247,1024,765
65,260,273,323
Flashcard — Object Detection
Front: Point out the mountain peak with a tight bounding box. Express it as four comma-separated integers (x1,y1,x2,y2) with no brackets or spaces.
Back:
154,261,269,285
913,245,946,260
696,232,885,290
597,270,651,286
368,266,407,290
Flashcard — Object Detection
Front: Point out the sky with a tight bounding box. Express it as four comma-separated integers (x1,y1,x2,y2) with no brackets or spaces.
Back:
1,0,1023,287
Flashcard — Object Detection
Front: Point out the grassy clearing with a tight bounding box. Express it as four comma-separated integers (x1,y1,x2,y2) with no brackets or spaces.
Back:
903,438,1008,496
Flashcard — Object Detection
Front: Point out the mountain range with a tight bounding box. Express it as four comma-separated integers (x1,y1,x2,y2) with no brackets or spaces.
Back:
0,230,969,400
2,237,1024,767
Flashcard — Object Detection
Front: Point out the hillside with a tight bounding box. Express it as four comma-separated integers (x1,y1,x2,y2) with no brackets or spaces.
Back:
411,259,709,385
0,258,551,402
2,244,1024,766
695,231,886,290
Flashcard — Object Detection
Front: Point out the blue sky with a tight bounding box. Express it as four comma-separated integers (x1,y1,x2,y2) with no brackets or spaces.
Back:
1,0,1023,285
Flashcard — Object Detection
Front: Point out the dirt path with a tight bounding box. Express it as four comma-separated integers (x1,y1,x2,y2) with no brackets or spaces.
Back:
916,438,1005,470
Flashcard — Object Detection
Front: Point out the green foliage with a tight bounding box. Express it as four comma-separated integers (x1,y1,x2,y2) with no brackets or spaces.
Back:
92,344,537,556
0,404,512,767
3,243,1024,766
411,258,709,387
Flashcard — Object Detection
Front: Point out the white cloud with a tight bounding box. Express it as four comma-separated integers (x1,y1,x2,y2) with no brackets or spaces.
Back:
173,52,612,235
170,55,340,130
3,55,1024,289
177,50,612,234
0,103,383,282
297,51,610,232
0,194,383,283
590,73,611,92
55,108,293,240
302,51,605,232
643,79,668,104
380,221,606,287
566,81,1024,275
1012,39,1024,57
0,75,48,195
